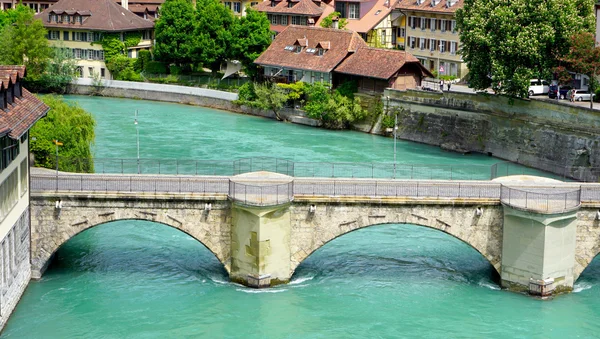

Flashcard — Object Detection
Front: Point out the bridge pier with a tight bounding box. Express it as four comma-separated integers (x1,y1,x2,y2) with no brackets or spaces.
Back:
500,206,579,296
230,202,292,287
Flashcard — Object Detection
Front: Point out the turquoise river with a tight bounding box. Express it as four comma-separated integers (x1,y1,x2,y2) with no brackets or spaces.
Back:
3,96,600,338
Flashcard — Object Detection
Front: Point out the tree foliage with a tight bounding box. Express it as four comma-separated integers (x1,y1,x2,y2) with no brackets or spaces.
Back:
154,0,272,76
253,82,288,120
230,9,272,77
304,82,365,129
193,0,235,73
561,32,600,109
30,95,96,173
456,0,595,98
0,5,51,76
320,12,348,29
154,0,196,65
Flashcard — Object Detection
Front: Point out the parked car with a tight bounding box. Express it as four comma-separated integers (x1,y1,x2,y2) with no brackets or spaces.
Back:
548,85,573,99
568,89,595,101
528,79,550,96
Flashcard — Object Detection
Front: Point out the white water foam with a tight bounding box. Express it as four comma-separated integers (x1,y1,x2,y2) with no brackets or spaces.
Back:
235,288,287,294
478,281,501,290
289,275,315,285
573,282,594,293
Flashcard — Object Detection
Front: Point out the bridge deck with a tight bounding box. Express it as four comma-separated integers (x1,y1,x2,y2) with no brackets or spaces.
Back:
30,173,600,213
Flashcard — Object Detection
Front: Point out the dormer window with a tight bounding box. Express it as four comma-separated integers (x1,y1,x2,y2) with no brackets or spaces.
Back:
317,48,324,56
0,91,5,110
295,45,302,53
76,15,82,24
13,82,21,98
287,1,294,7
62,14,68,22
271,0,276,7
6,84,13,105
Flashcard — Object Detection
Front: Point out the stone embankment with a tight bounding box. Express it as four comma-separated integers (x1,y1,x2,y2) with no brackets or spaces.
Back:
384,89,600,181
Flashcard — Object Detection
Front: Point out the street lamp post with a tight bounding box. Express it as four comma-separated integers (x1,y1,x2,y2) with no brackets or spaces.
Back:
134,110,140,174
53,139,63,191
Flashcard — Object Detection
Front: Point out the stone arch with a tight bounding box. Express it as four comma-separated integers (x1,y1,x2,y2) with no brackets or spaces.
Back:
289,203,503,279
573,208,600,283
30,198,231,278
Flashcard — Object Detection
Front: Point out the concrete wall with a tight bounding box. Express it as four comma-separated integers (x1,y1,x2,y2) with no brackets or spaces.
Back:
0,138,31,329
384,89,600,180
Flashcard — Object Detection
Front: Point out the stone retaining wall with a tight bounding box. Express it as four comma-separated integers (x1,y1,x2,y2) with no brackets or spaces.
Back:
385,89,600,181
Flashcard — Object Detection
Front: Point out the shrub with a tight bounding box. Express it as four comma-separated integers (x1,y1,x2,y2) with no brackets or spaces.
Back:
135,50,151,72
335,80,358,99
170,64,183,75
144,61,168,74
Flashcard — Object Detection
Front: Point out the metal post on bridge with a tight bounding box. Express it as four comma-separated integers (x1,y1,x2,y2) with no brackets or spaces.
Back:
53,139,62,191
134,110,140,174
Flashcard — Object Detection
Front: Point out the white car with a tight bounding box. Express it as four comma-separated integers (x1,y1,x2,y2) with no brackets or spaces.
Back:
571,89,595,101
528,79,550,96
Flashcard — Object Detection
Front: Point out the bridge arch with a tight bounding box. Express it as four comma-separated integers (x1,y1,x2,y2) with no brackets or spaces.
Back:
289,203,504,280
30,197,232,278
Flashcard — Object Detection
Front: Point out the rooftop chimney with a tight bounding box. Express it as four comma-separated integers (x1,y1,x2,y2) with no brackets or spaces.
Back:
332,16,339,29
122,0,129,10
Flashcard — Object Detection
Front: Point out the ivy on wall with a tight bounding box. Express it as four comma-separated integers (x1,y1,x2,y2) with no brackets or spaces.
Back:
93,32,142,80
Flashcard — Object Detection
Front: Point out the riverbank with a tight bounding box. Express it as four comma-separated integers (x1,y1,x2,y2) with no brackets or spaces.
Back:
67,79,599,181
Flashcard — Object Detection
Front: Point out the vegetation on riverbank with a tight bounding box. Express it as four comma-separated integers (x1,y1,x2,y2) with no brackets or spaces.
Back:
236,81,383,129
30,95,95,173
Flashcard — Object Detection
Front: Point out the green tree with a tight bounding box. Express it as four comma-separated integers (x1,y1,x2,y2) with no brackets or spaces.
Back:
0,5,51,76
456,0,595,98
254,82,287,120
193,0,235,73
30,95,96,173
320,12,348,29
154,0,196,66
230,9,272,78
560,32,600,109
25,44,78,93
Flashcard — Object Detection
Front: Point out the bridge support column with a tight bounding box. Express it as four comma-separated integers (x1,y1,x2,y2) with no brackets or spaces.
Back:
230,202,291,288
500,206,579,296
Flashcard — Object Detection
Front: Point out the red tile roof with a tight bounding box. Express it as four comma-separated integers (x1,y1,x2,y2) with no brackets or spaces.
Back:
254,0,325,16
345,0,398,34
395,0,464,14
0,67,49,139
255,26,367,73
36,0,154,32
334,47,433,79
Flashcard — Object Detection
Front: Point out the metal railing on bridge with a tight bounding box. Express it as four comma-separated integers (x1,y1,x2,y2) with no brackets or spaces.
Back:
32,173,600,210
55,156,496,180
53,156,600,182
500,186,581,213
228,181,294,206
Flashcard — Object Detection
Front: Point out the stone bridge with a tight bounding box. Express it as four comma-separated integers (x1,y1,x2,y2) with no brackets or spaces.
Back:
30,171,600,295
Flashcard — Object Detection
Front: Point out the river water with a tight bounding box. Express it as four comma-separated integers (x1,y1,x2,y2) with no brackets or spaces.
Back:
3,97,599,338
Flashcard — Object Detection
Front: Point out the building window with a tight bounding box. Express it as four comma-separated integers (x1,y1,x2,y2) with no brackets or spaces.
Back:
450,41,457,55
270,14,278,25
439,40,445,53
233,2,241,12
440,19,446,32
287,1,294,7
408,16,414,29
451,20,456,33
81,49,88,59
224,1,232,9
398,28,405,37
61,14,68,22
335,2,346,18
88,67,94,78
76,66,83,78
295,45,302,53
430,38,436,51
0,136,19,172
88,49,94,60
409,36,415,49
348,3,359,19
381,30,386,45
317,48,324,56
419,37,425,50
430,18,436,31
142,30,151,40
281,15,288,25
48,30,59,40
63,31,69,41
76,15,82,24
101,68,106,78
